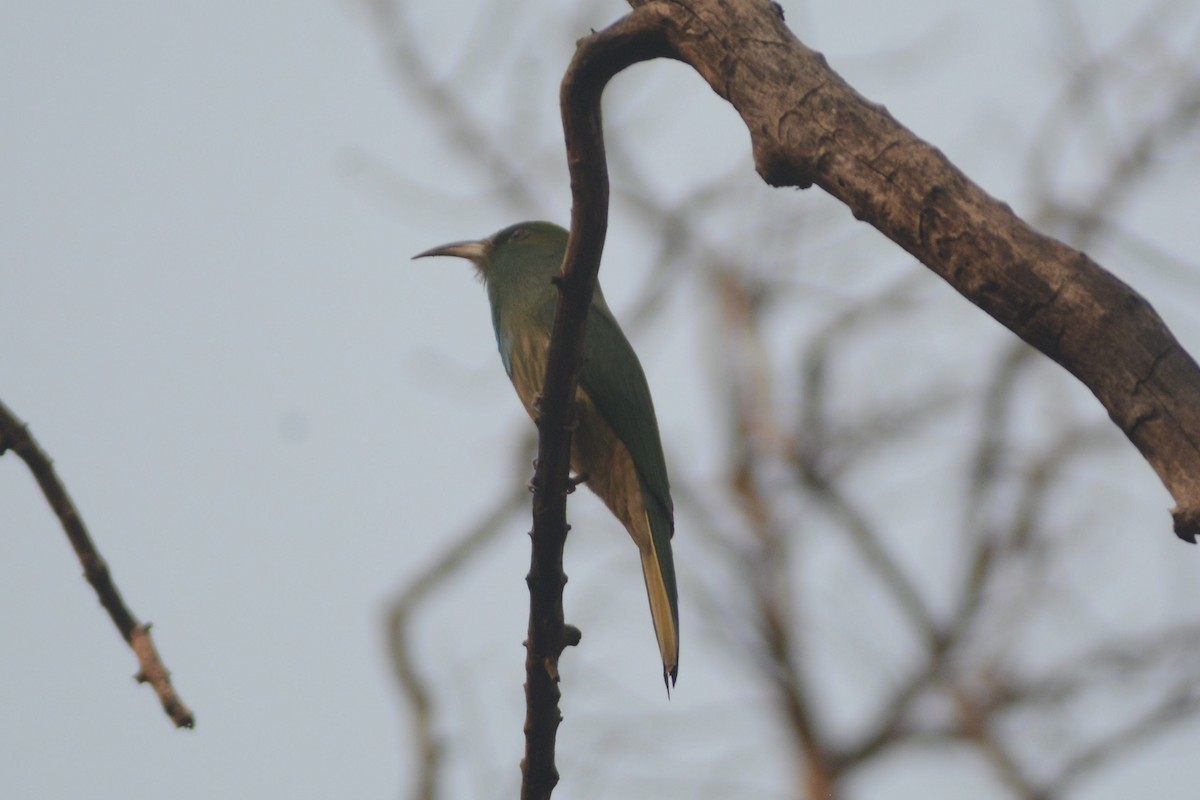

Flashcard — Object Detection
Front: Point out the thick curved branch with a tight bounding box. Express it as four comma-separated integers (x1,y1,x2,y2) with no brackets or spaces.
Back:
618,0,1200,541
0,398,194,729
537,2,1200,795
519,12,675,800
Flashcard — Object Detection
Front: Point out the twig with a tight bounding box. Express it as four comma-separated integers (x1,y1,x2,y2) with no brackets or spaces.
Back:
0,398,194,729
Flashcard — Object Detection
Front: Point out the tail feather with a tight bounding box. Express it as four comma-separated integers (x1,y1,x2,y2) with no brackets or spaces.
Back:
639,507,679,689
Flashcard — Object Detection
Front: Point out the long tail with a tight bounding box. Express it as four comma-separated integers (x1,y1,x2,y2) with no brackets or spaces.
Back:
639,505,679,689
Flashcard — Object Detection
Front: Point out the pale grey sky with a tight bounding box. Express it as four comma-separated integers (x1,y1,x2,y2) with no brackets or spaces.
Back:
3,2,1199,799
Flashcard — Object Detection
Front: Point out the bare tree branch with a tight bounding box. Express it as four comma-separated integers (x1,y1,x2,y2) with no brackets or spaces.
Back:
517,13,676,799
622,0,1200,542
0,398,194,729
381,1,1200,795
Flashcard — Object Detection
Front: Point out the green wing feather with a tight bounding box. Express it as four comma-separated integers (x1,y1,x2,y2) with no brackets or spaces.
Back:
547,291,678,614
583,299,673,518
536,290,674,522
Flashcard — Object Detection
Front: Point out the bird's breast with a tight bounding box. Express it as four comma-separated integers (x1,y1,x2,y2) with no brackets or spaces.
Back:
501,327,651,552
503,328,551,419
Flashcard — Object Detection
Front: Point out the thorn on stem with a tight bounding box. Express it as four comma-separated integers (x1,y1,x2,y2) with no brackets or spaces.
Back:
563,625,582,647
1173,506,1199,543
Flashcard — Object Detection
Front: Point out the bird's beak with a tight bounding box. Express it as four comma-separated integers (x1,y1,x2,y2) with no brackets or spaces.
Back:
412,238,492,268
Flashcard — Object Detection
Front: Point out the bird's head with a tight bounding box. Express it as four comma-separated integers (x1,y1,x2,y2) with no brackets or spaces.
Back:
413,221,568,283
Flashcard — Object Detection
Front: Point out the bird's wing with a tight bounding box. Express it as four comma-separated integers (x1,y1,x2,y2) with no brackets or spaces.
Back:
577,298,674,526
539,290,679,683
532,292,672,519
579,296,679,685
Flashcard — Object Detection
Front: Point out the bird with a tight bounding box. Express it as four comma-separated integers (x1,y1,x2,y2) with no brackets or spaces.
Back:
414,221,679,687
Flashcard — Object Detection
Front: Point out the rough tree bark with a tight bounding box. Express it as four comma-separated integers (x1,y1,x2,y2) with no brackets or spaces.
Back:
520,17,675,799
525,0,1200,795
583,0,1200,539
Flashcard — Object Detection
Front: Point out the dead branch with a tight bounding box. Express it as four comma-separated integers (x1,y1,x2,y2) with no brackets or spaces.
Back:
519,13,675,800
614,0,1200,541
0,398,194,729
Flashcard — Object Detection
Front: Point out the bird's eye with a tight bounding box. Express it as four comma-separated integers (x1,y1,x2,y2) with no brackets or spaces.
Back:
510,227,529,241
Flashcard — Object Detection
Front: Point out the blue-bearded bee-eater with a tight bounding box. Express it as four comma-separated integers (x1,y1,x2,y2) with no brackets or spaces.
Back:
415,221,679,687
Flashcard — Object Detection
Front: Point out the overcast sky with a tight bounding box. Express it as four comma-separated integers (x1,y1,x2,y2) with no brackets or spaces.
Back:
4,2,1199,799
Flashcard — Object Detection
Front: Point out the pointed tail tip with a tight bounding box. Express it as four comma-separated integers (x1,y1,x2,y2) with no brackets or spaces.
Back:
663,664,678,697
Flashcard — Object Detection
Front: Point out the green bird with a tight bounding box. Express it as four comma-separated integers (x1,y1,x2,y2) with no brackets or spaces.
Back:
415,221,679,686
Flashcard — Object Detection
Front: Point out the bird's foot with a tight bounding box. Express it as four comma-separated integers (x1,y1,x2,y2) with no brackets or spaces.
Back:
566,472,589,494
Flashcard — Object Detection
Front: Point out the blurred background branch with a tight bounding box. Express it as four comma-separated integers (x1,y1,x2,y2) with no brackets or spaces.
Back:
363,0,1200,797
